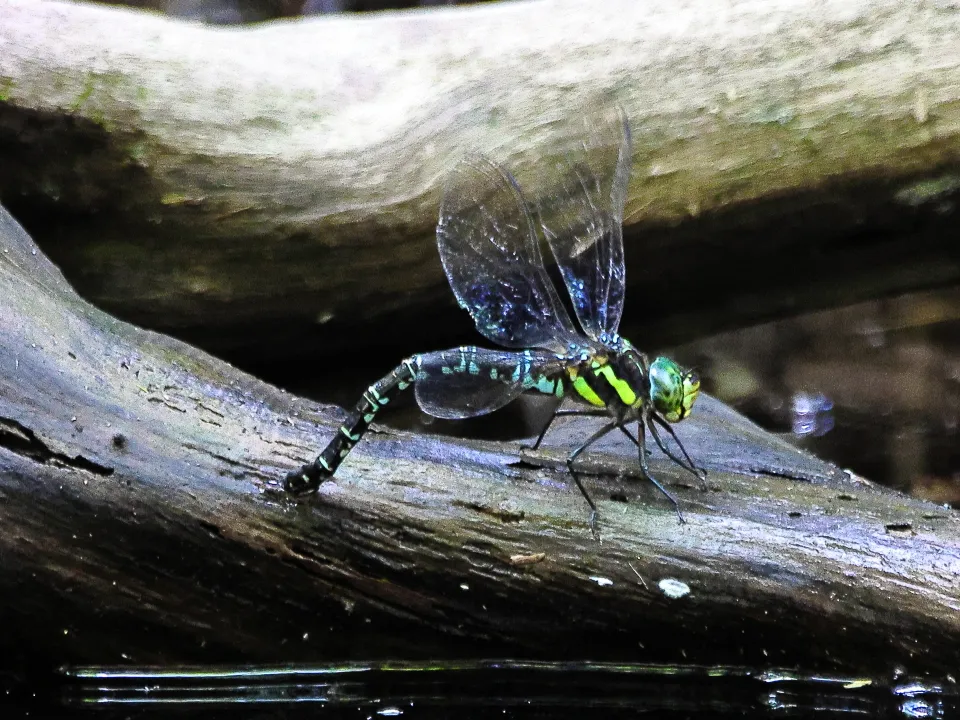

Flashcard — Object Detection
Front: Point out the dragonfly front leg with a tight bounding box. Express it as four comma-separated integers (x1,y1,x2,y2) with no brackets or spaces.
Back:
636,415,685,524
616,425,653,456
649,414,708,490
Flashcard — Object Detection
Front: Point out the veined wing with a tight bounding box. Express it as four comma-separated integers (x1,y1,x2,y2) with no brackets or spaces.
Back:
437,156,583,355
535,106,631,343
415,347,568,420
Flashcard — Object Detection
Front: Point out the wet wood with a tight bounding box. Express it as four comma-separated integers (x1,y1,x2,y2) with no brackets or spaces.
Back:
1,206,957,675
0,0,959,361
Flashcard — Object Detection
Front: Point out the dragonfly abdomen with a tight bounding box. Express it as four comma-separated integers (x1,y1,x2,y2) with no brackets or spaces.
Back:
284,356,421,494
515,349,566,399
285,346,569,494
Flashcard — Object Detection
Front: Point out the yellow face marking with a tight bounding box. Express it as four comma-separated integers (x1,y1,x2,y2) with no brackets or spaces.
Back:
678,371,701,420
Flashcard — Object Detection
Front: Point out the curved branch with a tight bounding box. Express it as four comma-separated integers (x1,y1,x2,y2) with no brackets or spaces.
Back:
0,0,959,356
0,205,957,674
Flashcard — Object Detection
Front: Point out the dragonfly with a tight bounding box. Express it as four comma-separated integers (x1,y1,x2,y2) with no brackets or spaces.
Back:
284,107,704,533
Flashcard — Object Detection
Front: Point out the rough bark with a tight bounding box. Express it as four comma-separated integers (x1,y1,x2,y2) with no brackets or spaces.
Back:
0,0,959,362
0,205,957,677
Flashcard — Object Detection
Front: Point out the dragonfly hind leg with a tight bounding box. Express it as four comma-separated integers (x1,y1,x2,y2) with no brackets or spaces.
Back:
565,418,625,539
525,404,611,451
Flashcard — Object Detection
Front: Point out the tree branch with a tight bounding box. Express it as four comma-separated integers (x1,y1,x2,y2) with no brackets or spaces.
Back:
0,205,957,674
0,0,959,358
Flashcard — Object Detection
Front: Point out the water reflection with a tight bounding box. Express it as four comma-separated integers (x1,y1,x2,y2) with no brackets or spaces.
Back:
672,286,960,508
790,391,834,437
30,661,956,719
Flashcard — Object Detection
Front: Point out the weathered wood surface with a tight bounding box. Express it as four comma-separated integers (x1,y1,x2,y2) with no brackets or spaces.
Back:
0,205,957,675
1,0,959,362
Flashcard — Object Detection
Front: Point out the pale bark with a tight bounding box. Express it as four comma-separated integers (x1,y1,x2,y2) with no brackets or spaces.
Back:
0,0,958,357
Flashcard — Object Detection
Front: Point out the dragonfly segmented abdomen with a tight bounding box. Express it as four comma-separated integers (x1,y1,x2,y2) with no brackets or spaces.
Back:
285,356,421,494
415,346,567,419
284,347,569,494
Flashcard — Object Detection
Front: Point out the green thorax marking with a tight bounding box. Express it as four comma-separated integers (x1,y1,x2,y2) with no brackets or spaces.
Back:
572,374,604,406
595,364,638,406
570,357,639,408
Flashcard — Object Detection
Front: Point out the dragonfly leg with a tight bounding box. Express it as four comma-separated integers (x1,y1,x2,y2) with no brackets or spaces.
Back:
618,425,639,448
566,419,622,539
650,414,708,489
616,425,652,457
527,400,562,451
526,404,610,451
636,416,685,524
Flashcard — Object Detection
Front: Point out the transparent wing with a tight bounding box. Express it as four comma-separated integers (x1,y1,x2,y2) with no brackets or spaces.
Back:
437,156,583,354
535,106,632,342
414,347,567,420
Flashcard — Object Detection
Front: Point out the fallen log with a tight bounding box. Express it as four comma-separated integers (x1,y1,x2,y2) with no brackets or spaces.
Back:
0,205,957,676
0,0,959,362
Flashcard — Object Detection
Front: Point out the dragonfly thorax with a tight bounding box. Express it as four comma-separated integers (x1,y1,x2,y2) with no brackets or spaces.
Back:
567,349,648,411
566,348,700,424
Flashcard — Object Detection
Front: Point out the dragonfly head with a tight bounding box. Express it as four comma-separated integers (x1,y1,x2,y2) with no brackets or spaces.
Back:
649,356,700,422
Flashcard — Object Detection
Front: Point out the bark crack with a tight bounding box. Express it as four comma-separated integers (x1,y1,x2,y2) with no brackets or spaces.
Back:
0,416,113,476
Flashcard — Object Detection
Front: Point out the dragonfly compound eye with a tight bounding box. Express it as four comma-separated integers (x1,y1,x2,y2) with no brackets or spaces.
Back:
649,357,698,422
